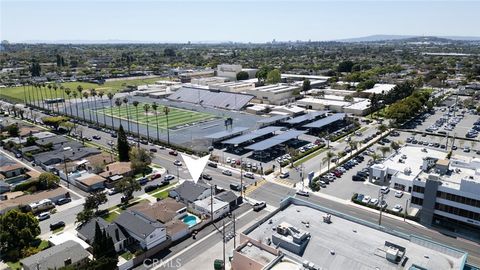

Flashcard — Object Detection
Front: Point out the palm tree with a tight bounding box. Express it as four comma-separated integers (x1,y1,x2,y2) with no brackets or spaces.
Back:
370,152,381,164
115,98,123,128
163,106,171,146
322,151,337,172
90,89,99,125
65,88,73,116
72,91,79,119
377,124,388,134
379,146,390,158
60,85,65,115
123,97,131,133
47,84,52,112
98,91,106,127
53,84,59,114
77,85,85,120
143,103,151,142
151,102,160,142
348,139,358,158
107,93,115,129
83,91,91,123
37,84,43,109
132,101,140,146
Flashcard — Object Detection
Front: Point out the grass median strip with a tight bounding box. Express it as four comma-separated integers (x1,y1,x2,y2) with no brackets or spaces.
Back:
293,148,327,167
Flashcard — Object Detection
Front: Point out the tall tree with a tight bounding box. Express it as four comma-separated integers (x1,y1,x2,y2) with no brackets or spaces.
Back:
322,151,337,172
65,87,72,116
72,91,79,119
98,91,106,127
152,102,160,142
163,106,171,146
77,85,86,121
107,92,115,129
83,91,91,123
84,192,108,213
123,97,131,133
53,84,59,114
379,146,390,158
47,84,53,112
0,210,40,261
129,147,152,176
266,69,281,84
143,103,150,142
236,71,249,80
117,124,130,162
90,88,99,125
132,100,140,146
90,222,118,270
115,98,123,128
302,79,311,95
115,176,141,206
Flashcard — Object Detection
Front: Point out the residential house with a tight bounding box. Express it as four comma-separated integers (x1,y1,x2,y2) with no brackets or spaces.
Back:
35,136,69,147
115,210,168,250
20,240,91,270
77,218,127,252
0,180,11,194
0,187,69,214
0,163,25,178
215,190,243,210
33,146,101,169
192,196,229,220
168,181,212,206
99,161,134,188
75,173,106,191
131,198,189,241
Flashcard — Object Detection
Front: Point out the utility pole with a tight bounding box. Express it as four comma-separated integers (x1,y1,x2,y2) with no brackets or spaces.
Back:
240,158,243,198
222,220,226,269
63,154,69,189
378,191,384,226
210,186,214,223
233,213,236,249
404,199,409,222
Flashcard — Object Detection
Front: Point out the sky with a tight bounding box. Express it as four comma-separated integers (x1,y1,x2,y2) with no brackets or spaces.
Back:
1,0,479,43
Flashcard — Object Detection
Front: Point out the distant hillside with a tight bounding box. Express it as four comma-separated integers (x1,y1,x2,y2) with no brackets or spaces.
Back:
338,35,480,43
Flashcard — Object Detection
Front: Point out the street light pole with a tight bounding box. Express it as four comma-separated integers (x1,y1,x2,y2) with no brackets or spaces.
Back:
404,199,409,222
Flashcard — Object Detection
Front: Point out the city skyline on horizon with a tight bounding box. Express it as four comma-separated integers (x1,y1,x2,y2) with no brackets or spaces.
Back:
1,0,480,43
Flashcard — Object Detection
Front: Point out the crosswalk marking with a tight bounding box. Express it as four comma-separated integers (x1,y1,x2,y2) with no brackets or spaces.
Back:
244,179,267,195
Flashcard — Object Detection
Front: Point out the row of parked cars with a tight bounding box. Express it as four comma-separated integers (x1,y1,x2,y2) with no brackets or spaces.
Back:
318,155,366,185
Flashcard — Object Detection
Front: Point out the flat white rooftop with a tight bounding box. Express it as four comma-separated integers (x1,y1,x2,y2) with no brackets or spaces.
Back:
363,83,397,94
245,200,467,270
382,146,446,181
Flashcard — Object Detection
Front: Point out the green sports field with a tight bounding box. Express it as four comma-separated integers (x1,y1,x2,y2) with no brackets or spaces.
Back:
96,103,217,130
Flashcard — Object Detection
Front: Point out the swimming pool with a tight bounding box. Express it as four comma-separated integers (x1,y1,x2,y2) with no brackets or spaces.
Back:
182,214,200,227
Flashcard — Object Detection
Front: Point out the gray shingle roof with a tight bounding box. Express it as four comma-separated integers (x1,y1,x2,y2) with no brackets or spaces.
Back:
215,190,238,203
170,181,210,203
20,240,90,270
115,210,165,239
35,136,69,146
77,217,126,244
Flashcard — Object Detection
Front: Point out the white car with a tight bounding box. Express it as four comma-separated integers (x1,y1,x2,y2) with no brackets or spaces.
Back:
231,158,236,164
296,190,309,197
361,195,371,204
392,204,403,213
394,190,404,198
243,172,254,179
369,198,379,205
174,160,182,166
226,157,231,163
37,212,50,221
380,186,390,194
222,170,232,176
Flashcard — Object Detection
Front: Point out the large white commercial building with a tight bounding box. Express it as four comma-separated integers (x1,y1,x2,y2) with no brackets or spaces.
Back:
247,84,298,105
370,146,480,233
217,64,258,80
297,95,371,115
363,83,397,95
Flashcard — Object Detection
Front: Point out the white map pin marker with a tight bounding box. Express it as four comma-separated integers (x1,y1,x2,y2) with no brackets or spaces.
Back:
181,153,211,183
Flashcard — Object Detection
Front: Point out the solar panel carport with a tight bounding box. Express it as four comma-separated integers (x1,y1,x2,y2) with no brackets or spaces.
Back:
303,113,346,128
222,126,283,145
245,130,307,151
256,115,289,125
205,127,249,141
283,111,328,125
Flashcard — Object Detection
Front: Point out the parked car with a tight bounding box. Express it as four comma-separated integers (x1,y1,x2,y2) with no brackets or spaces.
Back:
202,174,212,180
222,170,232,176
361,196,371,204
174,160,182,166
150,173,162,180
279,172,290,179
37,212,50,221
394,190,404,198
380,186,390,194
392,204,403,213
253,201,267,211
352,175,364,181
138,177,148,185
144,185,159,193
56,197,71,205
369,198,379,205
149,148,158,153
230,183,246,192
296,190,309,197
164,174,175,181
243,172,254,179
169,150,178,156
50,221,65,231
208,162,218,168
92,135,101,140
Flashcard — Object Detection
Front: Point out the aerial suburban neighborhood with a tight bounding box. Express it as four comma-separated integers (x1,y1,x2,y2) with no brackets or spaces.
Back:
1,1,480,270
